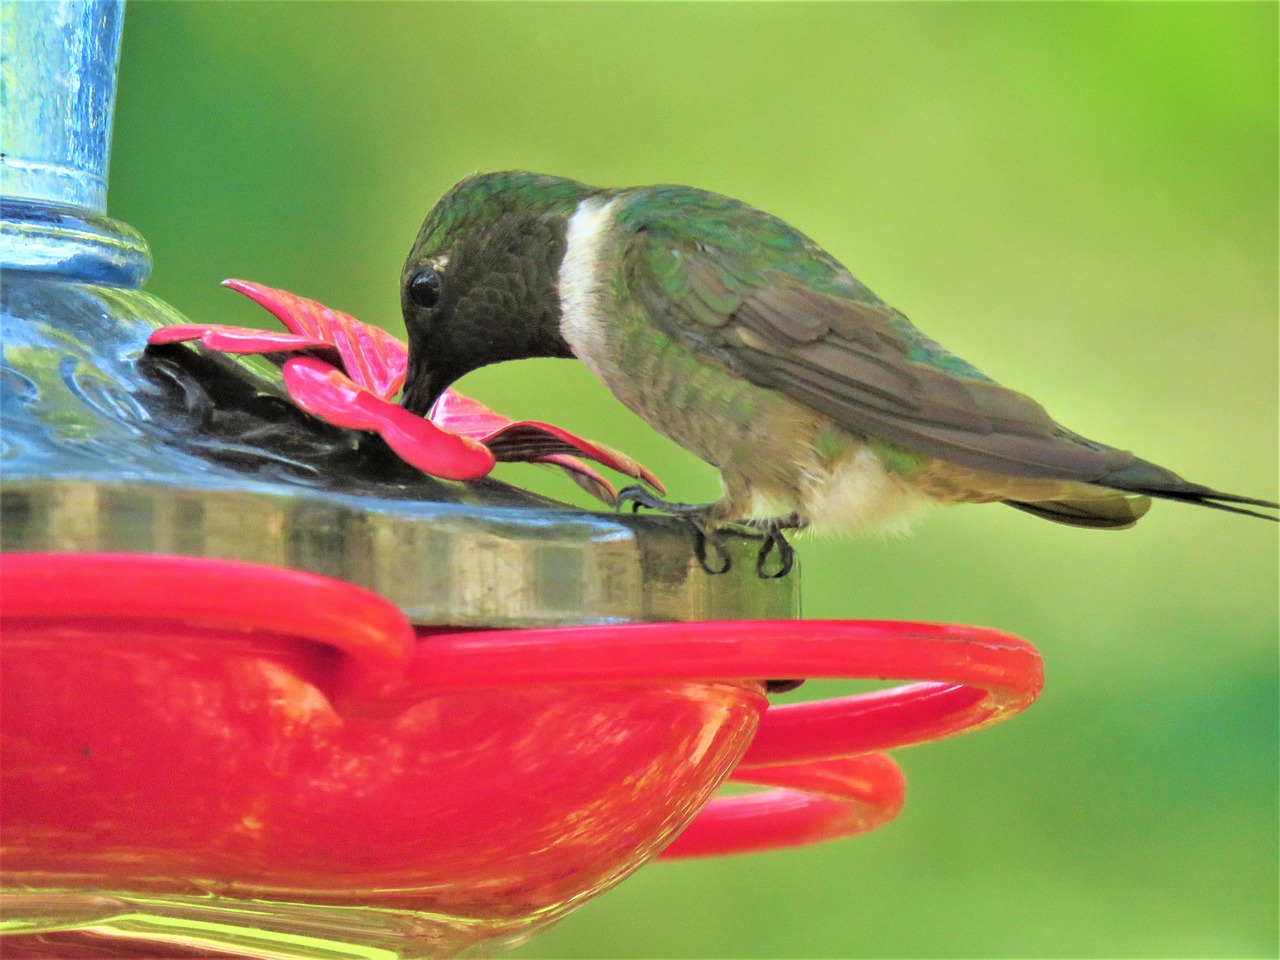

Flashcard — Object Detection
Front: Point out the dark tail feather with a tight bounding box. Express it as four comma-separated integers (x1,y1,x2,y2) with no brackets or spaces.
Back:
1004,494,1151,529
1119,488,1279,521
1096,460,1278,522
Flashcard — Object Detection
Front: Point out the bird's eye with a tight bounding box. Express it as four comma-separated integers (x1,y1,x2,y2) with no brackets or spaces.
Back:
409,267,442,308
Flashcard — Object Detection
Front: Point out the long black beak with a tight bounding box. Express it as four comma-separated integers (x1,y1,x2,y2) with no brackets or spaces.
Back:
400,362,446,417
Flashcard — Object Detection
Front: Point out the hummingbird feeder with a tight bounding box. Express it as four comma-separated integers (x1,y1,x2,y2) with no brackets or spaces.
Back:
0,3,1043,957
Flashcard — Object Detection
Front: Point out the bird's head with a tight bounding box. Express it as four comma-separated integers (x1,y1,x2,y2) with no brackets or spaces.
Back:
400,171,598,415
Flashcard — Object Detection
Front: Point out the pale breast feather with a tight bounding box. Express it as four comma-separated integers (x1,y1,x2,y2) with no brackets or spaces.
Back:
558,195,620,367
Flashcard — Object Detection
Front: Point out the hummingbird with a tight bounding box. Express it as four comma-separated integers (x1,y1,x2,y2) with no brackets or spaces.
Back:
399,171,1278,577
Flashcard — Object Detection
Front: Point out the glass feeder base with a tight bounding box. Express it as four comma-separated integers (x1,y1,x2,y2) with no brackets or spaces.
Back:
0,888,549,959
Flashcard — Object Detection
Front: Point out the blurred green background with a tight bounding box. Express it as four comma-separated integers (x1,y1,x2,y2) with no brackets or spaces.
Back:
112,3,1276,956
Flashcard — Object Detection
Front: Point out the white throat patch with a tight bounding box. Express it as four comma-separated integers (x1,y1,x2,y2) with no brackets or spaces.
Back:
558,196,618,356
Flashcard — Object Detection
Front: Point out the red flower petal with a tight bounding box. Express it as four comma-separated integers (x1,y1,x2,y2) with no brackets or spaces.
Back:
491,424,664,494
536,454,619,505
147,323,338,360
430,391,664,494
427,390,512,436
224,280,408,400
282,358,495,481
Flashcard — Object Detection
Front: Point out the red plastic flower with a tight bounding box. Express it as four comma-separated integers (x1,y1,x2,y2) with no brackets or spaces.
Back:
147,280,662,502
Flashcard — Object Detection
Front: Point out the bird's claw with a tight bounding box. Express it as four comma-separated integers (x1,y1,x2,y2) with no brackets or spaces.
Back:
691,518,732,575
744,513,807,579
755,530,793,579
616,485,702,516
616,485,731,575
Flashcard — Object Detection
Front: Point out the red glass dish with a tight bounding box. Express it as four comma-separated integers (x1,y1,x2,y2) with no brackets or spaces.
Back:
0,552,1042,956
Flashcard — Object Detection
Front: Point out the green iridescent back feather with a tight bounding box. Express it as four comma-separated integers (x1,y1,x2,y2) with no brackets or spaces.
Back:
615,185,995,383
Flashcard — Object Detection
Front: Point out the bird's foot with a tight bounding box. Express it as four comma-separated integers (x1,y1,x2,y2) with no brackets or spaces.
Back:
742,513,808,579
616,485,732,575
617,487,806,580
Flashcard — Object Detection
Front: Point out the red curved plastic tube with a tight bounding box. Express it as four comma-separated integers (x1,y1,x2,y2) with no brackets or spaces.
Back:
1,552,1043,858
660,755,907,858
